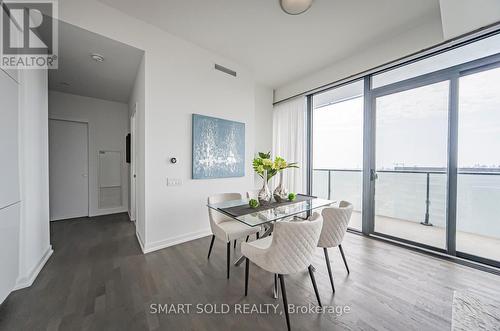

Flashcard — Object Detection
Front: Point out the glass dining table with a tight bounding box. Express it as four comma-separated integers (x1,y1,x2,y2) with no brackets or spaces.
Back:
207,194,334,265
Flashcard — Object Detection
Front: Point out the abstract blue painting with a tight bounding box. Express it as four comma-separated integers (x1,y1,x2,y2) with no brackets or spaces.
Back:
192,114,245,179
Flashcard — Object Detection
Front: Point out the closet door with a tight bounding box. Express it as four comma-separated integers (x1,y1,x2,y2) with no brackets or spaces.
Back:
0,69,20,304
0,69,20,208
49,120,89,220
0,203,20,303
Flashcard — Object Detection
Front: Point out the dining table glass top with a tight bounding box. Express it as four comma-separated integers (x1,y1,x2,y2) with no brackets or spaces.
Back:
207,196,335,227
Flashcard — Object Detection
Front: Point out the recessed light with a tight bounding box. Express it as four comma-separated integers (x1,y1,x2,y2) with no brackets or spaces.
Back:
280,0,313,15
91,53,105,62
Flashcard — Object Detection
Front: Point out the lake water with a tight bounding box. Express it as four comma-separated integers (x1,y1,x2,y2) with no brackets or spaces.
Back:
312,170,500,239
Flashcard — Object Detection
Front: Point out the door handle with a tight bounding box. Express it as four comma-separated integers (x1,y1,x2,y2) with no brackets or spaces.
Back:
370,169,378,181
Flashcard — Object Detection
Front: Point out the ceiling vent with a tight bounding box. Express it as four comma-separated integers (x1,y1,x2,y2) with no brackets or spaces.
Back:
214,63,237,77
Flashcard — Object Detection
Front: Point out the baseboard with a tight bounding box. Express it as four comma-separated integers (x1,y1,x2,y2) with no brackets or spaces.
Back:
91,207,128,217
14,246,53,290
143,229,211,254
128,210,136,222
135,230,146,253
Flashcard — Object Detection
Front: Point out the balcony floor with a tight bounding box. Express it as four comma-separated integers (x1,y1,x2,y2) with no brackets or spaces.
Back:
349,211,500,263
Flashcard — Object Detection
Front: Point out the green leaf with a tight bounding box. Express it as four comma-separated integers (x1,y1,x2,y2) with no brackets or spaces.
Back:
258,152,271,159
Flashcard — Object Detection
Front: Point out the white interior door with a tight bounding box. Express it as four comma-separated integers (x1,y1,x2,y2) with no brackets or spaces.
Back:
129,108,137,221
49,119,89,221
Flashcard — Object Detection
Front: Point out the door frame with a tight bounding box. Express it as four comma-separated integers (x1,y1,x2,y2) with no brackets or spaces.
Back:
48,118,90,220
129,103,137,222
363,55,500,265
366,76,452,254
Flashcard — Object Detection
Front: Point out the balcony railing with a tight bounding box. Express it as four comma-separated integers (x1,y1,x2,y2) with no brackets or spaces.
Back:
312,168,500,237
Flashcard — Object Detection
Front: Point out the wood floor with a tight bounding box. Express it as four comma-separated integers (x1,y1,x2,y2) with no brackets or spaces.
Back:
1,213,499,331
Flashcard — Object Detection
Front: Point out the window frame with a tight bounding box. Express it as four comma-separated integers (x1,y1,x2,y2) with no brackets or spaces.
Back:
306,34,500,269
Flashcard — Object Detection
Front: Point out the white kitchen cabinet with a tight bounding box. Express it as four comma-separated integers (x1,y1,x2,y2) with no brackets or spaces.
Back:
0,202,20,303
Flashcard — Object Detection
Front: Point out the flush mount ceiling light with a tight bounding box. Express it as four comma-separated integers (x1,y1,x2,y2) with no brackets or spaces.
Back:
280,0,313,15
90,53,105,62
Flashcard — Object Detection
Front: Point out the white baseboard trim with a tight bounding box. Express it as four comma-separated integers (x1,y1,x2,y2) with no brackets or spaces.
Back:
50,208,129,222
128,210,136,222
135,230,146,253
143,229,211,254
91,207,128,217
14,246,53,290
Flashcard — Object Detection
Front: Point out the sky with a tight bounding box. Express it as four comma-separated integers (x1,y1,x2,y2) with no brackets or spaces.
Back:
313,66,500,170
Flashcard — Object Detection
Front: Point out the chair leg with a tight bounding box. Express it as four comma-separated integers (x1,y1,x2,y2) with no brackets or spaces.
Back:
234,240,237,249
245,235,249,242
308,265,322,307
245,258,249,296
339,244,350,274
278,274,291,331
207,235,215,259
323,247,335,292
227,242,231,279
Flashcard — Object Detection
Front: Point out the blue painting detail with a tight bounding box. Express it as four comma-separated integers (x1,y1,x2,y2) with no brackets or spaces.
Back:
192,114,245,179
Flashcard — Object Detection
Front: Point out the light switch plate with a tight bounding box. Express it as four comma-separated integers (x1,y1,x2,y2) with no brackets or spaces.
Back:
167,178,182,186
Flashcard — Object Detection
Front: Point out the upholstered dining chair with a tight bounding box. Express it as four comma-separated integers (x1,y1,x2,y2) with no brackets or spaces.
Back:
207,193,261,279
241,213,324,331
317,201,353,292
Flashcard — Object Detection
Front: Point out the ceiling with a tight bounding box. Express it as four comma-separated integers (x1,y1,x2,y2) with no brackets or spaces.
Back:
98,0,442,88
47,20,144,103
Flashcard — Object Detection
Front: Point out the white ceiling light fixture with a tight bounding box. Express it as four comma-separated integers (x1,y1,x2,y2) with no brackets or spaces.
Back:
280,0,313,15
90,53,105,62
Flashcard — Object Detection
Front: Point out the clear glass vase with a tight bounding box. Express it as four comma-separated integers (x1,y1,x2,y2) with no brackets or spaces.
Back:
258,170,271,204
273,171,288,202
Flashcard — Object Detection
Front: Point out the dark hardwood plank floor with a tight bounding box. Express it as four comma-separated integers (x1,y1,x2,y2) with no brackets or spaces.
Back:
1,213,499,331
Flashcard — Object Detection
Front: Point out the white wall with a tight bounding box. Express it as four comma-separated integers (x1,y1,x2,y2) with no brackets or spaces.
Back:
145,49,255,251
48,91,129,218
439,0,500,39
128,55,146,247
16,69,52,289
56,0,274,252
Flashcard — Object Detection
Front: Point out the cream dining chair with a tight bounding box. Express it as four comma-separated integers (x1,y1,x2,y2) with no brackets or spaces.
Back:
317,201,353,292
207,193,261,279
241,213,323,331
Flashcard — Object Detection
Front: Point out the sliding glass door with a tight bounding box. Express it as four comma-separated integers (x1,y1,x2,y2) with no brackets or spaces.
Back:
372,81,449,249
306,32,500,267
456,66,500,264
311,80,364,231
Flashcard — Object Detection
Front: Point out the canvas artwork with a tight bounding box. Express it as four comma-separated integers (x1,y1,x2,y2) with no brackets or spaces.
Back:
192,114,245,179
